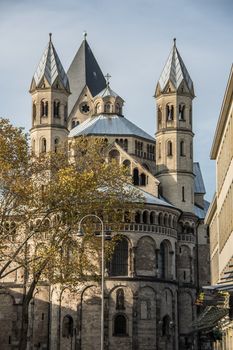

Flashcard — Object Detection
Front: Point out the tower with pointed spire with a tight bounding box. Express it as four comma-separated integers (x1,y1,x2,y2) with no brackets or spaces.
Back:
30,34,70,155
67,32,106,129
155,39,195,213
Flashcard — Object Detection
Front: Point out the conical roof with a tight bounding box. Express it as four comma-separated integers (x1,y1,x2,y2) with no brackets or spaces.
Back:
157,39,194,96
30,34,70,92
67,36,106,115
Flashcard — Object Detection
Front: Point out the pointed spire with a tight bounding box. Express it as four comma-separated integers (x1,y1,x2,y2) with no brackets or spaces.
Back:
30,34,70,93
157,39,194,97
67,37,106,115
83,31,87,40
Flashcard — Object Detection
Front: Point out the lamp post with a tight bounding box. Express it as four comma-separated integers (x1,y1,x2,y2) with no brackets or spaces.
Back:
77,214,110,350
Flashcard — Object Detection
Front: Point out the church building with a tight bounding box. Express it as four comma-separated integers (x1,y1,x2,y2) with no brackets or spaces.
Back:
1,33,210,350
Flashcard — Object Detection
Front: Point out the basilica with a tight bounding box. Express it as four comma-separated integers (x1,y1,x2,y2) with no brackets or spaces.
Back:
1,33,210,350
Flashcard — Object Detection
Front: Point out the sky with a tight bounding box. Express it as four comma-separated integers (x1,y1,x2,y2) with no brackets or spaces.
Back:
0,0,232,201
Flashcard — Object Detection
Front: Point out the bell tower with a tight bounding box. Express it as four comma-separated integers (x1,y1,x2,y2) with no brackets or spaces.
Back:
155,39,195,213
30,34,70,156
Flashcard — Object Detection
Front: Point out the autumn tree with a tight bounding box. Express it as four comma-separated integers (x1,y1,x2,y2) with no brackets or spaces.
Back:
0,118,142,349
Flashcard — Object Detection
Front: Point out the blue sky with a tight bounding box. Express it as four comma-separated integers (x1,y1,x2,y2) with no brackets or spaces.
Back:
0,0,232,200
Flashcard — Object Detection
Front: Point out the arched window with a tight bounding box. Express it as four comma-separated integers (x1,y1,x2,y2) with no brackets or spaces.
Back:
158,213,163,226
62,315,73,338
166,105,174,121
104,103,112,113
162,315,171,336
133,168,139,185
150,211,155,224
114,314,127,336
158,106,162,127
32,139,36,154
140,173,146,186
142,211,148,224
33,103,36,120
95,103,101,114
180,141,185,156
116,289,125,310
71,120,76,129
164,214,169,226
64,104,68,121
110,237,128,276
123,159,131,168
159,241,170,279
109,149,120,162
41,138,46,153
54,138,59,153
182,186,185,202
53,100,60,118
158,142,161,159
190,142,193,159
189,106,192,125
41,100,48,117
135,211,141,224
179,104,185,120
116,103,121,114
167,141,172,156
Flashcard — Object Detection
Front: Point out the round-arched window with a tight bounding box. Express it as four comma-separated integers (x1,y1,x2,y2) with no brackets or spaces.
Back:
114,314,127,336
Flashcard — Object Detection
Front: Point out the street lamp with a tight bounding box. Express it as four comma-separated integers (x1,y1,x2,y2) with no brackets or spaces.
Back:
77,214,111,350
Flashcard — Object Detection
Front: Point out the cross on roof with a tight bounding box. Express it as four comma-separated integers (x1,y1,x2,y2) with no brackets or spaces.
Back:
105,73,111,85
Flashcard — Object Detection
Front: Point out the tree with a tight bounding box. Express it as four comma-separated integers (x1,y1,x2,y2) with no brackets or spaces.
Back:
0,118,142,349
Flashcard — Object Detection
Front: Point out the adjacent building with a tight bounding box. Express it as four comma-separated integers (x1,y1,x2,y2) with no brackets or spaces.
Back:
205,65,233,349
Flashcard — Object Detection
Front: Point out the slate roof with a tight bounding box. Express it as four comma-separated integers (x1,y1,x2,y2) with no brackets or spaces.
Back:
194,162,206,194
30,35,70,92
194,200,210,219
67,39,106,115
137,188,175,207
158,40,194,96
69,114,155,141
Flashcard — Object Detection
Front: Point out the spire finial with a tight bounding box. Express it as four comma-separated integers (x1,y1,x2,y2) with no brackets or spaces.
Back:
49,33,52,42
83,31,87,40
105,73,111,86
173,38,176,46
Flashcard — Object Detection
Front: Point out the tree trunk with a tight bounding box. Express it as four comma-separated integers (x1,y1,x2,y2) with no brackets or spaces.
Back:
19,267,45,350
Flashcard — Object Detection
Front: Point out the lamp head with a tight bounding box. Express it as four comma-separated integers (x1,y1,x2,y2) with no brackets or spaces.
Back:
77,228,84,237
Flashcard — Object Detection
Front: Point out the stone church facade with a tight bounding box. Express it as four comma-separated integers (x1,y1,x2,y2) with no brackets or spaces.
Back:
0,34,210,350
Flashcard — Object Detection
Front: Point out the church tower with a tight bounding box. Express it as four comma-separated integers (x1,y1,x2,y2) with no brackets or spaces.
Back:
67,32,106,129
155,39,195,213
30,34,70,156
